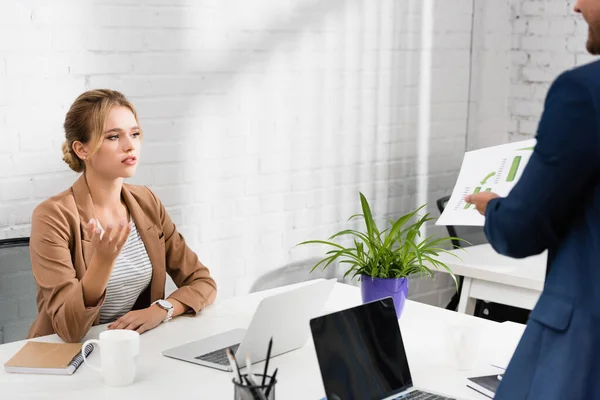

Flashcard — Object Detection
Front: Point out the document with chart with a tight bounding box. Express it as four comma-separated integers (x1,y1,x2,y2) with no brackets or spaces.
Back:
436,139,536,227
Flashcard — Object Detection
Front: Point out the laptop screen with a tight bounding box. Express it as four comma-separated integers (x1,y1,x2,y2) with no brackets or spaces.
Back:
310,297,413,400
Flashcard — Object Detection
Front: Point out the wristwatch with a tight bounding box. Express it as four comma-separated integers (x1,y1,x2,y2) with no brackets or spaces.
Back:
152,299,174,322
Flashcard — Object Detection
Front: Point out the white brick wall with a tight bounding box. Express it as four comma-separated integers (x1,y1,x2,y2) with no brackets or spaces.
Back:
467,0,595,147
509,0,594,140
466,0,512,150
0,0,476,309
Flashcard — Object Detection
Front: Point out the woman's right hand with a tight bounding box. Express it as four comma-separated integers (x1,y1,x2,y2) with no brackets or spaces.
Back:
87,218,131,264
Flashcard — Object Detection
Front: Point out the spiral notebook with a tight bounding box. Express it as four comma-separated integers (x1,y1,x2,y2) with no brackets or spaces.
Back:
4,341,94,375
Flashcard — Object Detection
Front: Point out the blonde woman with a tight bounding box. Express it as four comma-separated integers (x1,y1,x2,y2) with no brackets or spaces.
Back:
27,89,217,343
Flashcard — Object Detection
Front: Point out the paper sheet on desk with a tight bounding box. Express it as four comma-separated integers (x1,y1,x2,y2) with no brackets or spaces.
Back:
489,321,526,370
436,139,536,227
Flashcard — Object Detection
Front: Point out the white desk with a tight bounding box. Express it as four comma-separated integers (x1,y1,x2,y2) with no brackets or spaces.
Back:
0,281,521,399
436,244,547,314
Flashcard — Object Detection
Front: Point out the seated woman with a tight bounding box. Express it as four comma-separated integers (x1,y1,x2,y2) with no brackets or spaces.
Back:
27,89,217,343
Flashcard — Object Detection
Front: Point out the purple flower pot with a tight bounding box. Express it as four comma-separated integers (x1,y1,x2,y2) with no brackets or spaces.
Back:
360,275,409,319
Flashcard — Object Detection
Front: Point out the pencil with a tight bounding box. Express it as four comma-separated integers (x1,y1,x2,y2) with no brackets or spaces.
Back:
265,367,278,397
261,337,273,387
226,347,243,384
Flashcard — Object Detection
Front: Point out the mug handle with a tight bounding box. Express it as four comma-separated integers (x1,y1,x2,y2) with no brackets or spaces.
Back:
82,339,102,372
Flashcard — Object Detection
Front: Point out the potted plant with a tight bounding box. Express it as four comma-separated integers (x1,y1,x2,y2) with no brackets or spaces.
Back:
297,193,461,319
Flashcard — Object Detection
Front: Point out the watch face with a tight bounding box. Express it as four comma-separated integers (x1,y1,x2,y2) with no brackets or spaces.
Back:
158,300,173,310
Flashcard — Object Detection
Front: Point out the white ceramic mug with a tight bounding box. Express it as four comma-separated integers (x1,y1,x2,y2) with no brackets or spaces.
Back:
82,330,140,386
445,322,481,371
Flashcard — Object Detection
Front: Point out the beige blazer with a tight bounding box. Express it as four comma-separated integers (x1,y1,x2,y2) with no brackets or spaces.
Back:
27,175,217,343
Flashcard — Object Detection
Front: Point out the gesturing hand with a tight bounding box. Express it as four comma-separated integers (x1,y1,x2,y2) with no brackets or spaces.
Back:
87,218,131,264
464,192,500,215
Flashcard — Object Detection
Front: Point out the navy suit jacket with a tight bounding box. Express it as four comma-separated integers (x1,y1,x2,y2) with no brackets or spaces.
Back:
486,61,600,399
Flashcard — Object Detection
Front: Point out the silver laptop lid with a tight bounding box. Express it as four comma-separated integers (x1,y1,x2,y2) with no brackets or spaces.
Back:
235,278,337,364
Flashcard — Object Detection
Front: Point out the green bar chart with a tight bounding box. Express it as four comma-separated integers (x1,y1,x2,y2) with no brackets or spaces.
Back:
506,156,522,182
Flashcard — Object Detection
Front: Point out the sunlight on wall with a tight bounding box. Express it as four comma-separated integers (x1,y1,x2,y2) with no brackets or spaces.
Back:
123,0,460,297
417,0,434,237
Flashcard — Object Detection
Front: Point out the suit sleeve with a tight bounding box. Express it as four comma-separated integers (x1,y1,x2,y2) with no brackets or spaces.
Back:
30,203,105,343
484,71,600,258
146,188,217,313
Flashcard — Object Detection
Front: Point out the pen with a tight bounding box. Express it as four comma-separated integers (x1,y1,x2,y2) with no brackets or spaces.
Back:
265,367,278,397
261,337,273,387
226,347,243,384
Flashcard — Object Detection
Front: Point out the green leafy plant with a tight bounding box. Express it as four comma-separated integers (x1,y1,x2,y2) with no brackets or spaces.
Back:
297,193,463,289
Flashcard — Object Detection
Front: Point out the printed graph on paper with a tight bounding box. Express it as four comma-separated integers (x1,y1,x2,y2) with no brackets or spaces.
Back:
437,139,535,227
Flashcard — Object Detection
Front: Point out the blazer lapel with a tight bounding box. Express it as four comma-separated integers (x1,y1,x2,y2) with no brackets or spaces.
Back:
121,184,166,302
72,175,95,241
72,175,96,267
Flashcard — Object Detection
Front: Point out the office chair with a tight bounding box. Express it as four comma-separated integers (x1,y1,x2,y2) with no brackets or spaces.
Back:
436,196,530,323
250,259,353,293
0,237,37,344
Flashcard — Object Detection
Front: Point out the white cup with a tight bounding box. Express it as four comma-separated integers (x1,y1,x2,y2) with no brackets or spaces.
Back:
82,330,140,386
445,323,481,371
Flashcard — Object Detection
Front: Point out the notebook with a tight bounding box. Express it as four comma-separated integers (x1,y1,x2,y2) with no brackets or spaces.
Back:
466,373,503,399
4,341,94,375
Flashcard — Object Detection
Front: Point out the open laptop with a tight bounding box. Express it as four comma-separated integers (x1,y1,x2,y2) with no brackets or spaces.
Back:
162,278,336,371
310,297,455,400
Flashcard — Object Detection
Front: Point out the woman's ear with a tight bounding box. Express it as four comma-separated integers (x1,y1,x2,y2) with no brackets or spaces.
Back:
71,141,88,161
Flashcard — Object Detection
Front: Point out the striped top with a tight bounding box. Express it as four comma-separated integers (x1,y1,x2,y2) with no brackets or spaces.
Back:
99,219,153,324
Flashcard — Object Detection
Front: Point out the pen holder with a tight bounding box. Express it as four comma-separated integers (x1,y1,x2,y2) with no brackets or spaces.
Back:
233,374,277,400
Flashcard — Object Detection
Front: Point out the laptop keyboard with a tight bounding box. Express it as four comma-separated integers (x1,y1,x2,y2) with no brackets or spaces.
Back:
394,390,454,400
194,343,240,366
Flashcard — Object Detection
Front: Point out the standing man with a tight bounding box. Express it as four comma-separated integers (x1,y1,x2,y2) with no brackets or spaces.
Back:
466,1,600,399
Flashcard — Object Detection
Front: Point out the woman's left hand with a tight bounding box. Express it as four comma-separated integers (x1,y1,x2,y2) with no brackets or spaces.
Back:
108,305,167,334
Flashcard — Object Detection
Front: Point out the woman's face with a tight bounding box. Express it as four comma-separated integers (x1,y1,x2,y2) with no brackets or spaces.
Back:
88,106,141,180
